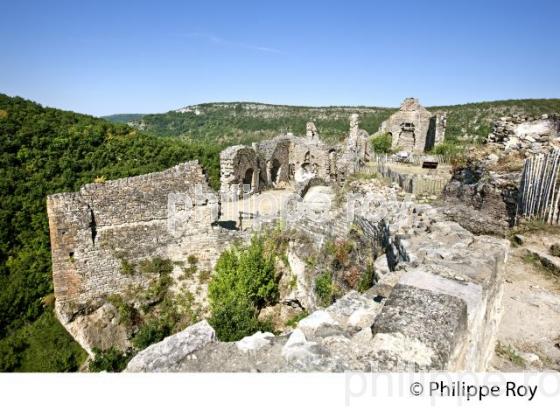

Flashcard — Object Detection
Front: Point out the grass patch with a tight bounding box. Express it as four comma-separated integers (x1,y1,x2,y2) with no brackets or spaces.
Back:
285,311,309,328
495,341,525,367
120,258,135,276
315,272,336,307
89,347,132,372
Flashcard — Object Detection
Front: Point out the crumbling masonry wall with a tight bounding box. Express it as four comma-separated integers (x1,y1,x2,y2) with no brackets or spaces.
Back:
380,97,446,153
219,115,371,199
47,161,226,326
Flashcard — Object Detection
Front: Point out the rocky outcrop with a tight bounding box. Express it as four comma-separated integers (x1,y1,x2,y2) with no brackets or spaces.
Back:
126,320,216,372
488,114,560,154
441,162,519,236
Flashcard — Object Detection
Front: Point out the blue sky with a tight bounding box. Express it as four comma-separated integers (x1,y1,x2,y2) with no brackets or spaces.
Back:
1,0,559,116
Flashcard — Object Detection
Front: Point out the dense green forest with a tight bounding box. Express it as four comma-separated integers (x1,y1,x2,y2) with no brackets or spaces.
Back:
105,103,395,145
0,94,221,371
104,99,560,146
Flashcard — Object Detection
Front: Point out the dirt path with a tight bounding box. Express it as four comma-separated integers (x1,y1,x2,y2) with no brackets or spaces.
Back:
490,237,560,371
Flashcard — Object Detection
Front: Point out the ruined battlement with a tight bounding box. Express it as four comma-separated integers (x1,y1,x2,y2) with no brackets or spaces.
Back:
46,161,227,350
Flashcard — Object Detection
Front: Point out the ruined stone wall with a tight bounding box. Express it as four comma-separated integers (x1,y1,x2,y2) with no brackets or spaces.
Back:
257,138,290,187
218,117,370,197
434,112,447,146
47,161,223,323
488,114,560,154
348,113,370,162
219,146,260,201
290,138,332,183
380,98,445,153
125,181,509,373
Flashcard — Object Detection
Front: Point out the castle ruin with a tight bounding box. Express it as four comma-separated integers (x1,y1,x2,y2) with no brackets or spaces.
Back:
219,115,370,201
379,98,446,153
47,114,370,353
45,103,512,375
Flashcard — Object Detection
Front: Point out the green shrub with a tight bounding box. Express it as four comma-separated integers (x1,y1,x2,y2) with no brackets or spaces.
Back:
357,264,375,292
120,259,135,276
132,319,171,350
285,310,308,328
0,309,86,372
431,141,463,158
141,274,173,303
208,236,279,341
187,255,199,265
371,133,393,153
89,347,131,372
107,295,137,327
315,272,335,307
139,257,173,276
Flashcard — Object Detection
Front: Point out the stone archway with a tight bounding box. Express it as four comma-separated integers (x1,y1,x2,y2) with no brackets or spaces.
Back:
243,168,254,190
270,158,281,185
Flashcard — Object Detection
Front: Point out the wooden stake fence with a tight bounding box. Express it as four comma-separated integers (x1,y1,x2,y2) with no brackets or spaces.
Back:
517,149,560,224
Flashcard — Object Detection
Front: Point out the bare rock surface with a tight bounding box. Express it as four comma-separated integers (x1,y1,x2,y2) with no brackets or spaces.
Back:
126,320,216,372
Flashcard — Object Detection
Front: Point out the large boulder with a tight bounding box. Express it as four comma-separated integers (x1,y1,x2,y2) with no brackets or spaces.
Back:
126,320,216,372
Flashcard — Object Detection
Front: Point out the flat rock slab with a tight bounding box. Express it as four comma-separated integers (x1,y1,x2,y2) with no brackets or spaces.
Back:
236,331,275,352
526,247,560,275
126,320,216,372
371,284,468,370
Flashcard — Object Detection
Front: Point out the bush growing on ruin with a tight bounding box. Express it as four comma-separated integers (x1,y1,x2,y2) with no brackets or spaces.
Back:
357,264,376,293
371,133,393,153
120,258,135,276
89,347,132,372
139,257,173,276
208,236,279,341
325,239,354,270
315,272,335,307
107,295,138,327
431,141,463,158
132,318,172,350
131,290,199,350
